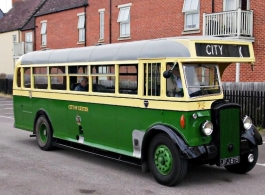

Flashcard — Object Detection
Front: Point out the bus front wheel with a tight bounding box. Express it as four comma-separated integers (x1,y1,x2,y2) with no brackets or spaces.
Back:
225,145,258,174
148,134,187,186
35,115,54,151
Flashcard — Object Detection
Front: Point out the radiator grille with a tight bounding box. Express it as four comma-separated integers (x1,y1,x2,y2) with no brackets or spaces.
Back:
219,108,240,159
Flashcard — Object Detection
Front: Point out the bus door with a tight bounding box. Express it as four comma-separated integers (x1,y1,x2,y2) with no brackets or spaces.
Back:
138,60,164,130
21,67,33,130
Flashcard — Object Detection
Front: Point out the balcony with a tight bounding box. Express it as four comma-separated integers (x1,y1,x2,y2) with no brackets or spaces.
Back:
203,9,253,39
13,41,33,58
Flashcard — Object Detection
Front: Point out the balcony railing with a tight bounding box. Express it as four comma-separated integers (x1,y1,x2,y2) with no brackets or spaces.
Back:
13,41,33,57
203,9,253,37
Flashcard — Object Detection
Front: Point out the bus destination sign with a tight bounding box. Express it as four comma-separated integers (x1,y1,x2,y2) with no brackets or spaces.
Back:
195,43,250,58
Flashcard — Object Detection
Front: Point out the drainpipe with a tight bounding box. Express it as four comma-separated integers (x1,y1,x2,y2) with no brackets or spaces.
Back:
212,0,214,13
236,63,240,82
109,0,112,43
34,16,36,51
84,2,88,47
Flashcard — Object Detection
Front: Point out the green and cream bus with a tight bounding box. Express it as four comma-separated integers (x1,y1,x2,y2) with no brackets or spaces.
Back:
13,36,263,186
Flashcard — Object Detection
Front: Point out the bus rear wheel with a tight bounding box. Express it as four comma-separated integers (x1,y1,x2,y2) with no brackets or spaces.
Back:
225,145,258,174
148,134,187,186
35,115,54,151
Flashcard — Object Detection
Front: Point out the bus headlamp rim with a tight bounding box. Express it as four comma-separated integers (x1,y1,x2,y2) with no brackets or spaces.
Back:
201,121,213,136
243,116,252,130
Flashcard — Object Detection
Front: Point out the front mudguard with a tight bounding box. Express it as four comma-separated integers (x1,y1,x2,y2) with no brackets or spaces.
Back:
142,124,207,160
241,125,263,145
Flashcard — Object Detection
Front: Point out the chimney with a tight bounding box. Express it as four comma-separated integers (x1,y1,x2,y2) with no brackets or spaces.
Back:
12,0,24,6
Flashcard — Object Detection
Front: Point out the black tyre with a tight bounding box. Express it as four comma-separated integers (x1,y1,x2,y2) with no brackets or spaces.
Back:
225,145,258,174
35,115,54,151
148,134,187,186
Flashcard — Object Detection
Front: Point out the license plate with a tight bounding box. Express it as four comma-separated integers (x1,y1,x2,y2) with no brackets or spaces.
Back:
220,156,240,166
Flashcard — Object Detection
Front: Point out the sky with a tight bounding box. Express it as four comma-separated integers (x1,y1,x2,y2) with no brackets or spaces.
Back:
0,0,12,13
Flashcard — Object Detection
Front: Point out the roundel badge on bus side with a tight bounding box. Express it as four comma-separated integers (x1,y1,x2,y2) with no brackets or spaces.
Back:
144,100,149,108
76,115,81,125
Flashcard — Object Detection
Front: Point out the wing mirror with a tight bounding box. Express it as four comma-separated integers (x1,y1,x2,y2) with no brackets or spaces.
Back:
163,70,172,78
163,62,178,79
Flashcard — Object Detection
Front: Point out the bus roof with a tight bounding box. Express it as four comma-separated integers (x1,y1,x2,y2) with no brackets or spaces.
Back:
20,36,253,65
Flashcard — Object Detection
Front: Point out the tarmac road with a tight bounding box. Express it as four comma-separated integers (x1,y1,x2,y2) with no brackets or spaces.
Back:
0,97,265,195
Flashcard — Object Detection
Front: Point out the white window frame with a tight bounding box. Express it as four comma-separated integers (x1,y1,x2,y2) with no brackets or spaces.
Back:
182,0,200,30
25,32,33,53
40,21,47,46
223,0,237,11
77,13,85,42
98,9,105,40
223,0,250,11
117,3,132,38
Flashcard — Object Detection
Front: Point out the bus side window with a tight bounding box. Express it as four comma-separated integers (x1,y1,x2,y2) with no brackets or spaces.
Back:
69,65,89,92
33,67,48,89
23,67,31,88
144,63,160,96
50,66,66,90
91,65,115,93
119,64,138,95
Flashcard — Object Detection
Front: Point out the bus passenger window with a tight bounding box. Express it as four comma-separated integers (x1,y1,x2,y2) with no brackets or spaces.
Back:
144,63,160,96
23,67,31,88
68,65,89,92
166,63,183,97
119,64,138,95
50,66,66,90
91,65,115,93
33,67,48,89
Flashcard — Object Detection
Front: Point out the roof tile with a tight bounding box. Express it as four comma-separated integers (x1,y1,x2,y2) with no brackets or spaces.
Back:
0,0,45,33
35,0,87,16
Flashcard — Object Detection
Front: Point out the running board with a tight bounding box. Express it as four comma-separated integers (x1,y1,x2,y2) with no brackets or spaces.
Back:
30,134,36,137
53,139,142,167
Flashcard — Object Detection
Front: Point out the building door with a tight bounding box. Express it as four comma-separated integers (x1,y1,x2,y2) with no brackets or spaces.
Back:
25,32,33,53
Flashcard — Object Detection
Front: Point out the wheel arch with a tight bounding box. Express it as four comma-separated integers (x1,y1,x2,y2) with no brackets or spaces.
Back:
33,109,53,135
141,124,189,165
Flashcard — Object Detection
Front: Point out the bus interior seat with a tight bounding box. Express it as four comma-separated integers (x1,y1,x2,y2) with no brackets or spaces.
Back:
71,83,79,90
93,84,107,92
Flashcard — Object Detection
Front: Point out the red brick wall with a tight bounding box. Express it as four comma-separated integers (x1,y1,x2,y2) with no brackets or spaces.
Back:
35,7,85,50
87,0,202,45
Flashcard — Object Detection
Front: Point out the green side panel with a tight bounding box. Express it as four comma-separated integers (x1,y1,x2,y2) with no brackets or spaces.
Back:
219,108,240,159
14,95,214,157
161,110,211,146
13,95,34,131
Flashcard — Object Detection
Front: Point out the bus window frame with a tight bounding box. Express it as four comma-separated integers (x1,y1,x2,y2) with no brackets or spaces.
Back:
182,63,223,99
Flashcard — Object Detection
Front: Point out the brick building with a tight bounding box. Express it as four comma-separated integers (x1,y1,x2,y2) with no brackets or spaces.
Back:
0,0,45,75
6,0,265,82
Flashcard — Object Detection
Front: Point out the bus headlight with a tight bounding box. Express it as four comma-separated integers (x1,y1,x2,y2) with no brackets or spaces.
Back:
243,116,252,130
201,121,213,136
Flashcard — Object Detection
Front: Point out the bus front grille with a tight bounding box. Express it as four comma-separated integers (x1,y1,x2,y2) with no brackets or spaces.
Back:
211,101,241,166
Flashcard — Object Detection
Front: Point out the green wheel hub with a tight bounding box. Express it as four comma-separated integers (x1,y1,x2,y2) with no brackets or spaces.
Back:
154,145,173,175
39,123,48,143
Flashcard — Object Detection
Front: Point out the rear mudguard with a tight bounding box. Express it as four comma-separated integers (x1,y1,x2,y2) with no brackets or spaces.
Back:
241,125,263,145
141,124,207,160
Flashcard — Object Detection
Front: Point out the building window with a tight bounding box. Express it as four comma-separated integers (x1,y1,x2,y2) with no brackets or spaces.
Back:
13,35,17,42
98,9,105,40
40,21,47,46
117,3,131,38
78,13,85,42
182,0,200,30
25,32,33,53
